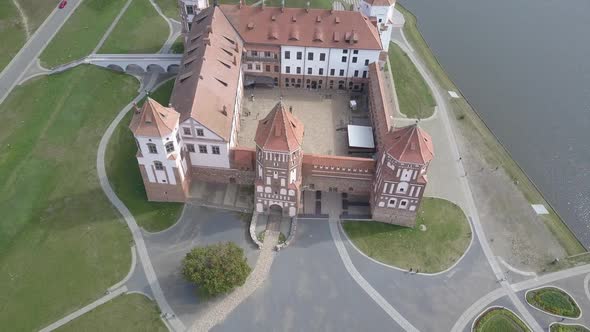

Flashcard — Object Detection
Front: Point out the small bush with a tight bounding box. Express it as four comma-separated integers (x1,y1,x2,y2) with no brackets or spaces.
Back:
257,231,265,243
182,242,251,297
279,232,287,244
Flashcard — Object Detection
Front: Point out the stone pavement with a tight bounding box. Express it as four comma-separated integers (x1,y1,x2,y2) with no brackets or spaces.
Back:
189,181,253,212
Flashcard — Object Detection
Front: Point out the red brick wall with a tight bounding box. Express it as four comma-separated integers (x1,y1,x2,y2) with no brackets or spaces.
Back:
139,165,188,202
302,154,375,194
191,166,255,185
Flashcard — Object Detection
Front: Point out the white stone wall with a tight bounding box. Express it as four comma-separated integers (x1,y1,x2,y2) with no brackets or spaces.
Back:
135,126,183,185
180,118,230,168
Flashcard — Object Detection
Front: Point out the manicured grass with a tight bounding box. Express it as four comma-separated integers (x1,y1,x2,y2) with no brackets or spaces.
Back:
550,323,590,332
474,308,530,332
342,197,470,273
15,0,57,32
106,79,184,232
100,0,168,54
56,293,167,332
40,0,129,68
154,0,178,19
396,5,585,256
0,65,138,331
388,42,435,119
0,0,27,71
526,287,581,318
171,35,184,54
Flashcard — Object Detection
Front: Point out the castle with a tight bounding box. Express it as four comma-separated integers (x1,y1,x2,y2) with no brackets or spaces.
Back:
129,0,434,227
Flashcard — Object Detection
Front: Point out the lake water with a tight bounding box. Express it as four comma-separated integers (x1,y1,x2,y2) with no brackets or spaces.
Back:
399,0,590,247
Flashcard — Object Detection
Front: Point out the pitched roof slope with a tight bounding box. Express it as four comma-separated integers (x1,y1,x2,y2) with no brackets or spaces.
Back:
255,101,304,152
385,124,434,164
368,62,395,143
129,98,179,137
220,4,382,50
170,6,243,141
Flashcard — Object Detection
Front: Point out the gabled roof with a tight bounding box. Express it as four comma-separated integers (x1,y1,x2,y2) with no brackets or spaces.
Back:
170,6,243,141
220,4,382,50
255,101,304,152
129,97,179,137
384,124,434,165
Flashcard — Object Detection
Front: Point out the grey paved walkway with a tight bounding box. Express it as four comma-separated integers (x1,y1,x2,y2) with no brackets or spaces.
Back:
92,0,133,54
0,0,83,105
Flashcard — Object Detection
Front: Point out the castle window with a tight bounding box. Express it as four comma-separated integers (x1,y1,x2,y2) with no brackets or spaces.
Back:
341,56,347,63
247,63,253,70
400,200,408,209
362,70,367,78
284,51,290,59
274,65,279,72
286,66,290,74
308,52,314,60
265,51,271,57
186,5,193,15
352,57,358,63
196,128,204,136
251,50,258,56
353,50,358,54
266,65,271,72
183,127,191,135
330,69,335,76
297,52,302,60
364,59,369,66
212,146,220,154
387,198,397,207
319,68,324,75
307,67,312,75
339,69,344,76
147,143,157,154
154,161,164,170
354,70,359,77
198,145,207,153
165,142,175,153
296,67,301,74
186,144,195,152
320,53,326,61
255,64,261,70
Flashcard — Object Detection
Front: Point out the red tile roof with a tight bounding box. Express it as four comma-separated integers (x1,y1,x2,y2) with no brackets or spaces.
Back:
129,98,179,137
385,124,434,164
170,6,243,141
220,5,382,50
255,101,304,152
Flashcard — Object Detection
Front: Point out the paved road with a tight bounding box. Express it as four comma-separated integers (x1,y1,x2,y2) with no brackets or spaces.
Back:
0,0,83,105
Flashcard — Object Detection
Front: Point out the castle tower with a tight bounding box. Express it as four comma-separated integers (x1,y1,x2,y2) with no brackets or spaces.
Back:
129,98,190,202
177,0,210,34
371,124,434,226
254,101,304,217
359,0,396,51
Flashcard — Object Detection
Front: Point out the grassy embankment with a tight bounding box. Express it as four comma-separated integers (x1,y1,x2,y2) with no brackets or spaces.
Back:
100,0,168,54
0,66,138,331
106,78,183,232
526,287,581,318
387,42,435,119
55,293,167,332
0,1,26,71
397,5,585,257
40,0,129,68
474,308,530,332
550,323,590,332
343,198,470,273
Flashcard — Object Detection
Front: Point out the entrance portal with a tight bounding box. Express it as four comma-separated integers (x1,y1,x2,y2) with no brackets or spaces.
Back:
268,204,282,231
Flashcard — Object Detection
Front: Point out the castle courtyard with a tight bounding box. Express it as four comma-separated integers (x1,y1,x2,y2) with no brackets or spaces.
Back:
238,88,370,156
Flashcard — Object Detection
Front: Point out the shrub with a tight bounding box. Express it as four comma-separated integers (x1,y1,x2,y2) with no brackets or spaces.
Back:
182,242,251,297
526,287,581,318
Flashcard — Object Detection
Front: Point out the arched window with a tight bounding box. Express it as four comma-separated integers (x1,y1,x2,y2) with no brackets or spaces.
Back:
387,198,397,207
165,142,175,153
147,143,157,154
396,182,409,194
154,161,164,170
400,200,408,209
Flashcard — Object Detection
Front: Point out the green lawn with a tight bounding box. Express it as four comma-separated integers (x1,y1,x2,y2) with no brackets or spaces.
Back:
40,0,129,68
396,5,585,257
154,0,178,19
342,197,470,273
526,287,581,318
388,42,435,119
0,65,138,330
106,79,184,232
15,0,58,32
171,35,184,54
550,323,590,332
474,308,530,332
56,294,167,332
100,0,168,54
0,0,27,71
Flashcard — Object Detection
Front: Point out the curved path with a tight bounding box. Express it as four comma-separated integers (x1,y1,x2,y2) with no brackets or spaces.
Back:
96,78,185,331
390,27,544,332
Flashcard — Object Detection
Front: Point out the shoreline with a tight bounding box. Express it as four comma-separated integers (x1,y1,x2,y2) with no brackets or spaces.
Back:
395,4,586,257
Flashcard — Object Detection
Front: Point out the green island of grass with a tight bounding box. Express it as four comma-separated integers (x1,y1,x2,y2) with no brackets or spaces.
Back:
40,0,129,68
342,197,470,273
100,0,168,54
154,0,179,19
550,323,590,332
0,65,138,330
55,293,167,332
106,79,184,232
474,307,530,332
387,42,435,119
526,287,581,318
0,1,27,71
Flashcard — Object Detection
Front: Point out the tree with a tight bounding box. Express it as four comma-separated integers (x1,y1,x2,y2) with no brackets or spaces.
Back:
181,242,251,297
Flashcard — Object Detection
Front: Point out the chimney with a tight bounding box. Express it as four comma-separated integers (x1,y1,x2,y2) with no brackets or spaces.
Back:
289,106,293,113
221,105,228,116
